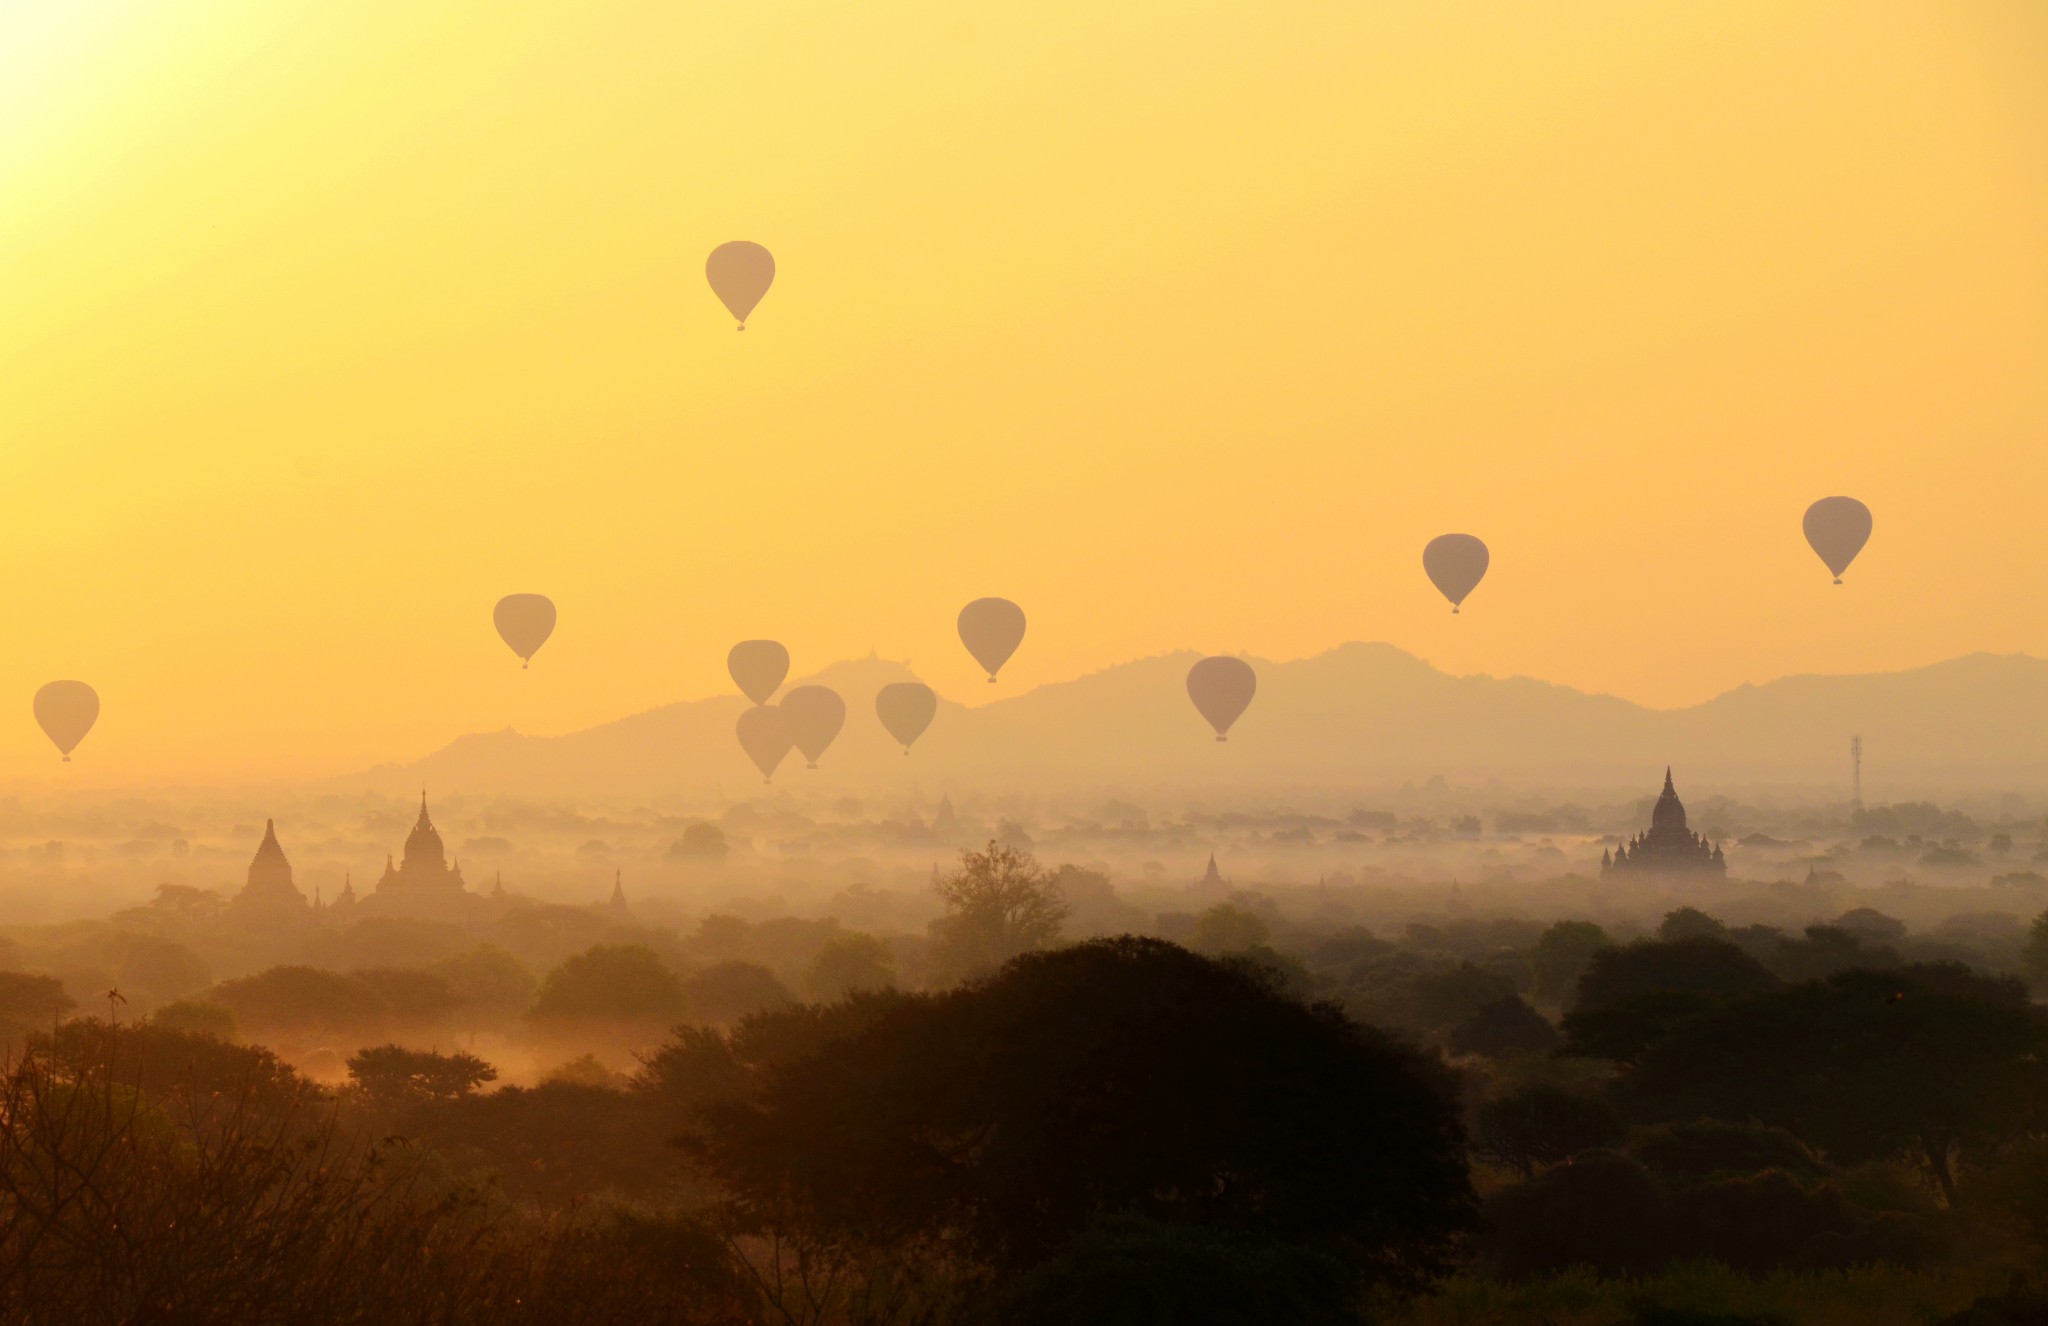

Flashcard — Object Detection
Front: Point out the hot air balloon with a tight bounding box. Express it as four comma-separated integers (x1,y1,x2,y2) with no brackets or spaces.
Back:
1803,497,1873,584
706,241,775,330
875,682,936,754
1422,534,1489,613
493,594,556,668
1186,657,1255,742
34,680,99,762
736,705,795,783
958,597,1026,683
728,640,790,706
780,685,846,769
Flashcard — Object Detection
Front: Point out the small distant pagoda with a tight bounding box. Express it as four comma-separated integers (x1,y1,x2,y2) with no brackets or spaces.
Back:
1603,769,1725,878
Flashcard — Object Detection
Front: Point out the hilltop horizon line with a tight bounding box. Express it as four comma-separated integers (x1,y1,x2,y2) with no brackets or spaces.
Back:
404,641,2044,743
353,644,2048,798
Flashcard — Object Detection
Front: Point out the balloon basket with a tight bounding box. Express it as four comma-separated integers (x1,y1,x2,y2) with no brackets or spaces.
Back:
807,762,818,769
61,756,71,763
1833,578,1843,585
1215,736,1227,743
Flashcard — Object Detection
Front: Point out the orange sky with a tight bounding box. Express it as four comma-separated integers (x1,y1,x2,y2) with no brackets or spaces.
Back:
2,1,2045,783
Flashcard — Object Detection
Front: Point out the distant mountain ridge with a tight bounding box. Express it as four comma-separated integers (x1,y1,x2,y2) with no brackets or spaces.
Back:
359,646,2048,797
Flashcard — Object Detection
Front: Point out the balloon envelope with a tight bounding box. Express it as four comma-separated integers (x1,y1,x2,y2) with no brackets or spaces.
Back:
735,705,795,783
1422,534,1489,612
1803,497,1873,583
780,685,846,768
1186,657,1255,742
493,594,556,667
958,597,1026,682
34,680,99,761
728,640,790,706
706,241,775,329
875,682,937,753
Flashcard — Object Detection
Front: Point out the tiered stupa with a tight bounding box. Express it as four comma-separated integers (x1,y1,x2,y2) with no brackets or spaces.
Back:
368,794,474,917
1602,770,1726,878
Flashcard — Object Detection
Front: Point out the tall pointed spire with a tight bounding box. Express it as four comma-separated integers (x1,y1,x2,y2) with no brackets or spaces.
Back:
236,815,301,909
609,869,629,915
1663,767,1675,794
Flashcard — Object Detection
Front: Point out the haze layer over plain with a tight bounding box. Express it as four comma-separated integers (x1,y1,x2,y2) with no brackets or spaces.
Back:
2,2,2044,782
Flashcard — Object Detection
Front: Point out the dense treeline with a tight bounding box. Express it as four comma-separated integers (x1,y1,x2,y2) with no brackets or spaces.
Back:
10,842,2048,1321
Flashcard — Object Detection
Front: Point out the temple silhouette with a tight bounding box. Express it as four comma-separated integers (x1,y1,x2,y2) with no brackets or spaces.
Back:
366,793,476,918
228,818,310,923
225,796,640,929
1601,769,1725,878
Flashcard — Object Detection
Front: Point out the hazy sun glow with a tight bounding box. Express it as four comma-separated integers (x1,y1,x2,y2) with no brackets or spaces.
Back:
2,0,2044,782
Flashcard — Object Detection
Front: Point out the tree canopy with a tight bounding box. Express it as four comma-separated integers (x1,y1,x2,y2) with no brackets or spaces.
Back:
691,938,1474,1291
925,841,1069,985
527,945,687,1032
1618,964,2048,1201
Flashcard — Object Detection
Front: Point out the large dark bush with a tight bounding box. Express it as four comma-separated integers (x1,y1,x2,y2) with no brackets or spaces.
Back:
692,938,1474,1291
1482,1150,1668,1279
1630,1120,1825,1186
1619,965,2048,1201
1447,996,1561,1059
971,1215,1359,1326
1473,1084,1624,1177
1666,1170,1861,1274
1573,938,1780,1014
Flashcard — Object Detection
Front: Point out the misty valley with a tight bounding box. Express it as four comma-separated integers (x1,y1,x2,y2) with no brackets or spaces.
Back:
5,771,2048,1324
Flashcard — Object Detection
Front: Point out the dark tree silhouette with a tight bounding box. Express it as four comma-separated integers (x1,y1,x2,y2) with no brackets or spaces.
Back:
1619,965,2048,1202
1472,1084,1625,1178
1656,907,1729,942
0,972,73,1052
1573,937,1780,1013
973,1214,1357,1326
429,944,537,1019
1629,1119,1826,1186
1563,937,1782,1064
1407,962,1518,1035
678,960,794,1026
1764,925,1899,982
346,1044,497,1112
207,966,388,1042
526,945,687,1033
800,932,896,1001
351,967,463,1025
691,938,1473,1292
1446,995,1561,1059
1482,1150,1668,1279
115,936,211,1000
1526,920,1610,1007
